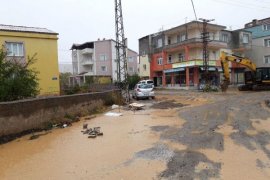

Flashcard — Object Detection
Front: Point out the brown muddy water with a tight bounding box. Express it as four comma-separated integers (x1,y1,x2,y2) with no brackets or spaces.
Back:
0,99,182,180
1,91,270,180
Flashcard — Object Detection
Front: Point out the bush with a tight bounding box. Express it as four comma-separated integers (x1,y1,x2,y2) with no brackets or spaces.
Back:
127,74,140,90
0,49,39,102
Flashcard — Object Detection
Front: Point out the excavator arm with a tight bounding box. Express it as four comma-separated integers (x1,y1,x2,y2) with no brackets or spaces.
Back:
220,51,256,92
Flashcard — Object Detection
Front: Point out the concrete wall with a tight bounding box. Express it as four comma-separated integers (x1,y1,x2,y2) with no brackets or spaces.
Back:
0,90,120,137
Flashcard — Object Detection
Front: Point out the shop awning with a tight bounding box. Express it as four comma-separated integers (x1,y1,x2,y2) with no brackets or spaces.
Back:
200,67,217,71
164,68,185,73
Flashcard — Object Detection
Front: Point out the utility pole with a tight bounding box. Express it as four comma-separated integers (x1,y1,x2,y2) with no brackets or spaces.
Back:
115,0,129,103
199,18,214,84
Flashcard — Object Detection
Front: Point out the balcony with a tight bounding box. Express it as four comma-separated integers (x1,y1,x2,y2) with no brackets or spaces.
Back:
81,60,94,66
165,38,228,50
81,48,93,55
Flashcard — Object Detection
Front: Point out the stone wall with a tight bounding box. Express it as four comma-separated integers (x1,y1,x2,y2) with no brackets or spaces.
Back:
0,90,120,137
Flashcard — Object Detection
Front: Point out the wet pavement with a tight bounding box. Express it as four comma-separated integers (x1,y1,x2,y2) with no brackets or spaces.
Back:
0,90,270,179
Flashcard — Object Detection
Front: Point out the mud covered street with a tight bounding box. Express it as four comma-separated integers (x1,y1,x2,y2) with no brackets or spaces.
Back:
0,90,270,180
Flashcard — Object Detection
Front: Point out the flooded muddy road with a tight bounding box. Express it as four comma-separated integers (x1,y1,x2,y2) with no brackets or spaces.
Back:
0,90,270,180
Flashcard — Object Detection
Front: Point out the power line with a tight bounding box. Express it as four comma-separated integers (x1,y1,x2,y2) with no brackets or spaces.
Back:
190,0,198,21
224,0,270,9
190,0,202,33
210,0,270,12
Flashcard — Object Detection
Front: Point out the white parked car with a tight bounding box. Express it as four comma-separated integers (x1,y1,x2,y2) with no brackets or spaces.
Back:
132,84,155,100
137,79,154,86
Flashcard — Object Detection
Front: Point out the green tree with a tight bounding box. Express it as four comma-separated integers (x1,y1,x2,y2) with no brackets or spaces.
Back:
0,49,39,102
127,73,140,89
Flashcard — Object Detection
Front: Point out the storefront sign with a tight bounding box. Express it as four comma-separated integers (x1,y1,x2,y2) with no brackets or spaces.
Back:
164,68,185,73
173,60,217,68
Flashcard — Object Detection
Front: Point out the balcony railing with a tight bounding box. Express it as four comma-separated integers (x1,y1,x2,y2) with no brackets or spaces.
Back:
81,48,94,54
164,38,228,49
81,60,94,66
150,38,228,54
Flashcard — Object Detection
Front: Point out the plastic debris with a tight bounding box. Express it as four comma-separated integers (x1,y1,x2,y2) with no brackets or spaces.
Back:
105,112,123,117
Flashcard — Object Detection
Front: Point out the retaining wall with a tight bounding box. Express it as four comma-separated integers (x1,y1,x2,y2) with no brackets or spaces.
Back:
0,90,120,137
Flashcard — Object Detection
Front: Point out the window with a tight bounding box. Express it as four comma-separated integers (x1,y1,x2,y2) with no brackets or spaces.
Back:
142,50,146,56
157,38,163,48
221,34,228,42
100,54,107,61
101,66,107,72
129,67,134,72
264,39,270,47
209,32,215,40
168,55,172,63
128,57,134,62
263,24,270,31
143,64,147,71
168,37,171,45
6,42,24,57
178,53,185,62
264,55,270,64
180,34,186,42
157,57,163,65
243,34,249,44
178,34,186,42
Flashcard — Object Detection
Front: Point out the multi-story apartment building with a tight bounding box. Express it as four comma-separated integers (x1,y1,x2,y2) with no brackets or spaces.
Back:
0,24,60,95
139,21,252,88
71,39,138,85
245,18,270,67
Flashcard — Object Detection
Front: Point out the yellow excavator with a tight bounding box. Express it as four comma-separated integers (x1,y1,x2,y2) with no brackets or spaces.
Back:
220,51,270,92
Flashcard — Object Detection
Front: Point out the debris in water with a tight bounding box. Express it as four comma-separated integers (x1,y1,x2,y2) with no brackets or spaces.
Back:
105,112,123,117
83,124,88,129
82,126,103,139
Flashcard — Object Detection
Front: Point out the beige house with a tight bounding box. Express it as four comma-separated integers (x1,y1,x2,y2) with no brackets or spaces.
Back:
138,55,150,79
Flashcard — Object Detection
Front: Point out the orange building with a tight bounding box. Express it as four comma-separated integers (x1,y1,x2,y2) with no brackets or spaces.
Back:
139,21,252,89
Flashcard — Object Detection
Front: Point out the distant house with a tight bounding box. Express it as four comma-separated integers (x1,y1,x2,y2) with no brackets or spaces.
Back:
245,18,270,67
70,39,138,85
0,24,60,95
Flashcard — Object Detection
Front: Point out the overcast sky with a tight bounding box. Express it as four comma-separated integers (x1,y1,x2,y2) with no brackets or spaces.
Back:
1,0,270,63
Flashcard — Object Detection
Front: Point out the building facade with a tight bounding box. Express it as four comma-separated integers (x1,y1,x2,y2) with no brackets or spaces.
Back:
138,36,151,79
245,18,270,67
139,21,252,88
71,39,138,85
0,24,60,95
